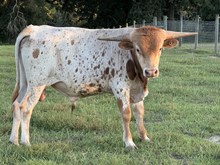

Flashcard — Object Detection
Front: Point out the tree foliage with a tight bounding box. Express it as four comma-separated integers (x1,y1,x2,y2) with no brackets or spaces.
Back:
0,0,220,43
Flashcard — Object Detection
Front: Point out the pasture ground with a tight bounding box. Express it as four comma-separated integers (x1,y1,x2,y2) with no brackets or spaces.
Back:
0,45,220,164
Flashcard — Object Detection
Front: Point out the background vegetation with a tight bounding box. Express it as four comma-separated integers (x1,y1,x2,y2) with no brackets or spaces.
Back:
0,45,220,164
1,0,220,42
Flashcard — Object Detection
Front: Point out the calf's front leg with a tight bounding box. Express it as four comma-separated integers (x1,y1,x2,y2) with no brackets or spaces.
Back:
117,99,137,149
132,101,150,142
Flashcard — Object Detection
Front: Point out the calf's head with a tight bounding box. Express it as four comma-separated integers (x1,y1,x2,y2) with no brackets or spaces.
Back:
99,26,197,78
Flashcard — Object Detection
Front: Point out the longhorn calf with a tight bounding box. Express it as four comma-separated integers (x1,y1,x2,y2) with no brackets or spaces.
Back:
9,25,197,148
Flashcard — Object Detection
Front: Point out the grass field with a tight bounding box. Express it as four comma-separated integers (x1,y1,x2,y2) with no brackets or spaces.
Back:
0,45,220,164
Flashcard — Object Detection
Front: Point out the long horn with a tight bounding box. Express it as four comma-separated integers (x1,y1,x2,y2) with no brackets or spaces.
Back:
166,31,198,39
98,33,130,41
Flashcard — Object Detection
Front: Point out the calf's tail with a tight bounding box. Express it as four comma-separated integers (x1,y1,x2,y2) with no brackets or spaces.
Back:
11,25,33,103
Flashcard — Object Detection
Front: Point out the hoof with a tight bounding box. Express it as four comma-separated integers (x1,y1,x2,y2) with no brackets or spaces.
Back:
126,145,138,150
139,136,151,142
124,140,137,149
8,141,19,146
20,142,31,146
21,143,31,147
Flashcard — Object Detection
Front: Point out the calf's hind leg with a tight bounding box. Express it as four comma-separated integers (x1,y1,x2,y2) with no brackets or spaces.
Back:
19,85,46,145
9,84,27,145
9,101,21,145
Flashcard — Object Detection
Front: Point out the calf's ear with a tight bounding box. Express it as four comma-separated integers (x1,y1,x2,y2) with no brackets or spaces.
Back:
163,38,179,48
118,40,134,50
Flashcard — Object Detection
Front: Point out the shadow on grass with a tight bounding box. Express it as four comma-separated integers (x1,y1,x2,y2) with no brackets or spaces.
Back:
174,48,212,55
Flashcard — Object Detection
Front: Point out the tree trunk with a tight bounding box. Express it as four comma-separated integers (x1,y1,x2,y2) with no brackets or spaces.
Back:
168,2,175,20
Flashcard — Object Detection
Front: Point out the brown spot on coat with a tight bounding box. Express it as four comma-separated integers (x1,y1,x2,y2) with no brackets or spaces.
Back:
126,59,136,80
89,83,96,87
33,49,40,58
94,66,98,70
79,84,102,96
92,64,100,70
71,40,74,45
117,99,123,109
111,69,115,77
102,51,105,57
104,67,109,74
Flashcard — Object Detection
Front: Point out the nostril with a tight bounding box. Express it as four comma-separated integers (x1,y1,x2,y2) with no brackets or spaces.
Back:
145,69,149,76
154,69,158,75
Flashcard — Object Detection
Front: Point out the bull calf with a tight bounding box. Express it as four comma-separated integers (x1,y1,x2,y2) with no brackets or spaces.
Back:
9,25,197,148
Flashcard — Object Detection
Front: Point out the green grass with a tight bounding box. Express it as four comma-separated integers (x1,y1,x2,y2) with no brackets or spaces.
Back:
0,45,220,164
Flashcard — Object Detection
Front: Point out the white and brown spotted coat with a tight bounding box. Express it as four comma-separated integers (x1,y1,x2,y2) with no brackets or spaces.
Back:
9,25,197,148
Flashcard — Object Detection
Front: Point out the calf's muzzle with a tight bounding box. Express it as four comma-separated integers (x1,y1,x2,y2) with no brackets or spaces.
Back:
143,68,159,78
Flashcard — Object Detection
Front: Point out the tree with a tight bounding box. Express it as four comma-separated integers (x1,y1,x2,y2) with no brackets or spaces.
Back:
7,0,27,37
195,0,220,20
128,0,164,23
90,0,132,28
46,0,132,28
1,0,220,43
0,0,18,42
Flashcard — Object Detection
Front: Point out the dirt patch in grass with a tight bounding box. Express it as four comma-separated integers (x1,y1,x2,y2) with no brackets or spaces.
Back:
208,135,220,144
209,56,220,59
171,153,188,165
